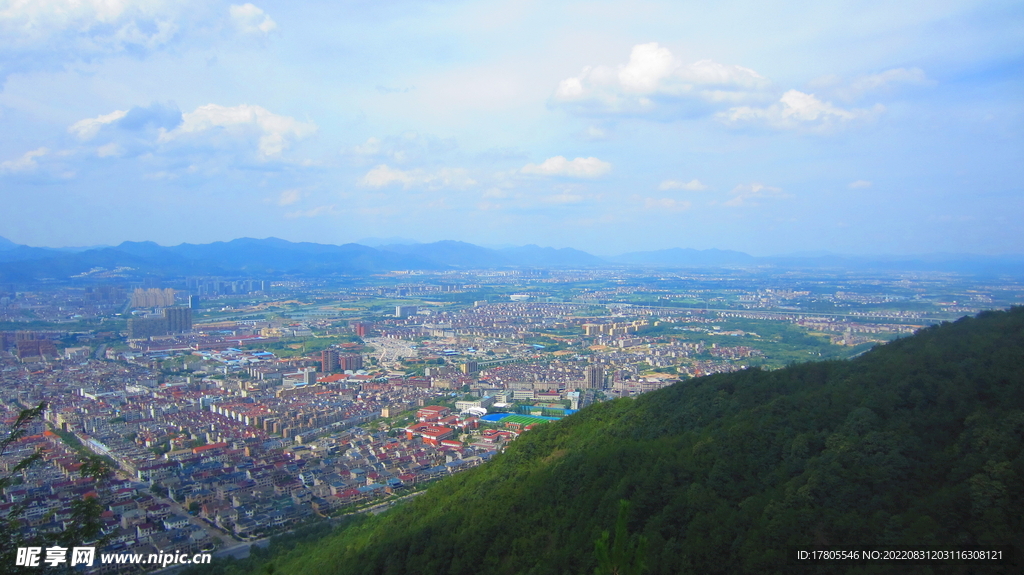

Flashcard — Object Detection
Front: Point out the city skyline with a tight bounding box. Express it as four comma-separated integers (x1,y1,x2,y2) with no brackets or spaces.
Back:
1,0,1021,256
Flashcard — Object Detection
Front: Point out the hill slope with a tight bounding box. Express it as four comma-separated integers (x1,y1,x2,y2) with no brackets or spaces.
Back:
184,310,1024,574
216,309,1023,575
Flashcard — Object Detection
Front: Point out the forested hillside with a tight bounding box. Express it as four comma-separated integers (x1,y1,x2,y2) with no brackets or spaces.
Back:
201,308,1023,575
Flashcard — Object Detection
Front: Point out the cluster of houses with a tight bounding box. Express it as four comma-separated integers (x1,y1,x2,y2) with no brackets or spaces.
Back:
0,428,213,572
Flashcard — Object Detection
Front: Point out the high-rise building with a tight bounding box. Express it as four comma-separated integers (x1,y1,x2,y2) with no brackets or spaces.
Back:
322,349,339,372
584,365,605,389
395,305,419,318
322,349,362,372
351,321,371,337
461,361,479,375
127,317,168,339
130,288,176,308
339,354,363,371
164,307,192,333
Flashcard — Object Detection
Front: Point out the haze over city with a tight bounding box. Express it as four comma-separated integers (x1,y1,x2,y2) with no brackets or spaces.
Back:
0,0,1021,256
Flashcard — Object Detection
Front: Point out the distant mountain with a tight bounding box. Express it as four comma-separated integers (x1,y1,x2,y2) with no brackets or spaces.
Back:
0,245,65,263
0,237,1021,280
610,247,757,266
498,244,608,267
0,238,442,281
0,236,20,251
230,308,1024,575
376,240,508,268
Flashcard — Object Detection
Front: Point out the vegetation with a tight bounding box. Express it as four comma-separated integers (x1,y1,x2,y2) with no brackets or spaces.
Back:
174,308,1024,574
49,425,118,470
0,404,111,575
247,335,363,358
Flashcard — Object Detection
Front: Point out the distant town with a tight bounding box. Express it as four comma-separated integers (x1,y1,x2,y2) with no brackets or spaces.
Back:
1,261,1022,570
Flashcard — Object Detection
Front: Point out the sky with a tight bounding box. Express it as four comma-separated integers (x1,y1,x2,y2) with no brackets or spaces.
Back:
0,0,1021,256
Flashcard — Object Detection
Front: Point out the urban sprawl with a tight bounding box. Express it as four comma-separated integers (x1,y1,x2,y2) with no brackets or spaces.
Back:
0,268,1020,571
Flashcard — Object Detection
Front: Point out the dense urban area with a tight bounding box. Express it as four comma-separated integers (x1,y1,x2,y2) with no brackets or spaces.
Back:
1,265,1021,572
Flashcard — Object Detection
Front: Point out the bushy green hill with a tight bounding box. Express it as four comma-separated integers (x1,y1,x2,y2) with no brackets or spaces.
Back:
208,308,1024,575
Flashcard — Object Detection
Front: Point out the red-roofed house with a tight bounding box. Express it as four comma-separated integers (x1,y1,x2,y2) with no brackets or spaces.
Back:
416,406,450,422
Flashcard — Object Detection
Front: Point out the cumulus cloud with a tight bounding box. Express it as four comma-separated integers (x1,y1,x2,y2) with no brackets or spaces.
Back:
618,42,676,93
644,197,691,211
718,90,881,130
118,102,183,131
520,156,611,178
69,103,182,142
553,42,770,116
0,147,48,173
0,0,184,70
361,164,476,189
68,110,128,140
724,183,790,207
229,3,276,36
658,179,708,191
848,180,872,189
158,103,316,158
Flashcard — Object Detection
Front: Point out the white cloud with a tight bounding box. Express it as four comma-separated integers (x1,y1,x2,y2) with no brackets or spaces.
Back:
618,42,676,93
658,179,708,191
0,147,48,173
277,189,302,205
520,156,611,178
718,90,881,130
644,197,691,211
68,110,128,140
285,205,335,219
0,0,183,59
361,164,476,190
848,180,873,189
158,104,316,159
229,3,276,36
553,42,770,116
724,183,790,207
678,59,768,95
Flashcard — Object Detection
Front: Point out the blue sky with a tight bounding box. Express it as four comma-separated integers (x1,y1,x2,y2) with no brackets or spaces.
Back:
0,0,1021,255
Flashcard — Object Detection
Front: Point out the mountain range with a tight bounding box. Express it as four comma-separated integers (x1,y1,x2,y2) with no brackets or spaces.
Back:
0,236,1021,281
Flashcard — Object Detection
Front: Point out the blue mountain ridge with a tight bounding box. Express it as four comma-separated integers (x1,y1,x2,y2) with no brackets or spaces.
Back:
0,236,1020,280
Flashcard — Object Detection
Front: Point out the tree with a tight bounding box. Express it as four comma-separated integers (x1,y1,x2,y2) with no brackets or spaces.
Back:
594,500,648,575
0,402,110,574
